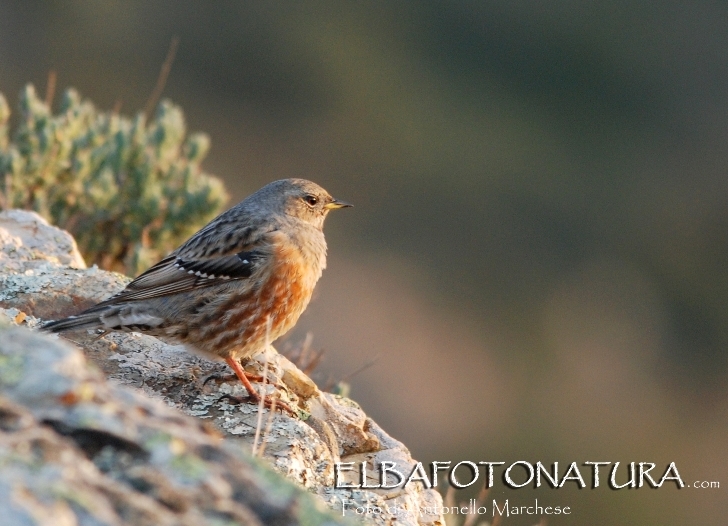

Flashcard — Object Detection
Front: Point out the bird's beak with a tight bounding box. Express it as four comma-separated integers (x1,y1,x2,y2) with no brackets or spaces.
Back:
324,199,353,210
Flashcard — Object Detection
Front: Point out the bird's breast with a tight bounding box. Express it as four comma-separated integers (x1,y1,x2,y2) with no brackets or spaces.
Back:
194,227,327,358
263,229,325,330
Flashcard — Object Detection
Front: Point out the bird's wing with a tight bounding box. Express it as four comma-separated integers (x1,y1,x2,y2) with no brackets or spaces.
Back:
95,250,266,306
96,217,278,306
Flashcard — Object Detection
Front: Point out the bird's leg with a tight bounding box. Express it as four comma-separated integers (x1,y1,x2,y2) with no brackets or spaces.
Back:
224,356,262,399
224,356,296,416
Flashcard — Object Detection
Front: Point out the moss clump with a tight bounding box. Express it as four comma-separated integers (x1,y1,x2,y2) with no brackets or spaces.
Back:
0,85,228,275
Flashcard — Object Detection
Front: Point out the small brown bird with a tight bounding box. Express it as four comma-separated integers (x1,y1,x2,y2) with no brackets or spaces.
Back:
43,178,351,411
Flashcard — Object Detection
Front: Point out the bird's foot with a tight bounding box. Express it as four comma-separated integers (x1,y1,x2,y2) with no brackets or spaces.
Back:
222,356,298,417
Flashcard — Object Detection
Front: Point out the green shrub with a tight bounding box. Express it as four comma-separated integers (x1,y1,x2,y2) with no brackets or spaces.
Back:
0,85,228,275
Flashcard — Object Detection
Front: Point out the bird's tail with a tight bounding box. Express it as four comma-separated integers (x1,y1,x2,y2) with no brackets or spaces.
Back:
41,308,108,333
42,303,164,334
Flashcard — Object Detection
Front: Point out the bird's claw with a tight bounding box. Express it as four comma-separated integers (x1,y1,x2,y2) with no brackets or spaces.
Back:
202,372,238,388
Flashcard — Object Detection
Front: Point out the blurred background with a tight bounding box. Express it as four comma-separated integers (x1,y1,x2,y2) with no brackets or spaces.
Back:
1,1,726,524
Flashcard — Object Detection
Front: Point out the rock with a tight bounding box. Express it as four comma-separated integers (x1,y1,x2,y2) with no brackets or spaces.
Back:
281,362,318,399
0,209,445,526
0,327,343,526
0,210,85,272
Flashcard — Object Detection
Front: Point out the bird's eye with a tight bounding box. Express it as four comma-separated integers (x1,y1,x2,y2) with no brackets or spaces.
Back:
303,194,318,206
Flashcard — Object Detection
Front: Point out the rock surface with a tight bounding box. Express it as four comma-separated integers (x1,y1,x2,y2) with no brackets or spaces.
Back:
0,210,85,272
0,210,444,526
0,327,342,526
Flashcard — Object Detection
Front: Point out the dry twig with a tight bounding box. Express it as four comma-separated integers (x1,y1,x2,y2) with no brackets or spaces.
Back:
144,36,179,119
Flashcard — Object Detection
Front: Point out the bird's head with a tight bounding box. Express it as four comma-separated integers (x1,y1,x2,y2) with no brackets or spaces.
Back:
254,178,352,229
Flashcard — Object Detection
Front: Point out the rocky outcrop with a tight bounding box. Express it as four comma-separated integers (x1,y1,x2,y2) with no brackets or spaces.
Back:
0,210,444,526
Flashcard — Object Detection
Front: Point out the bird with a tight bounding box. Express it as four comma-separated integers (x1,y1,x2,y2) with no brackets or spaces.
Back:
43,178,352,413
